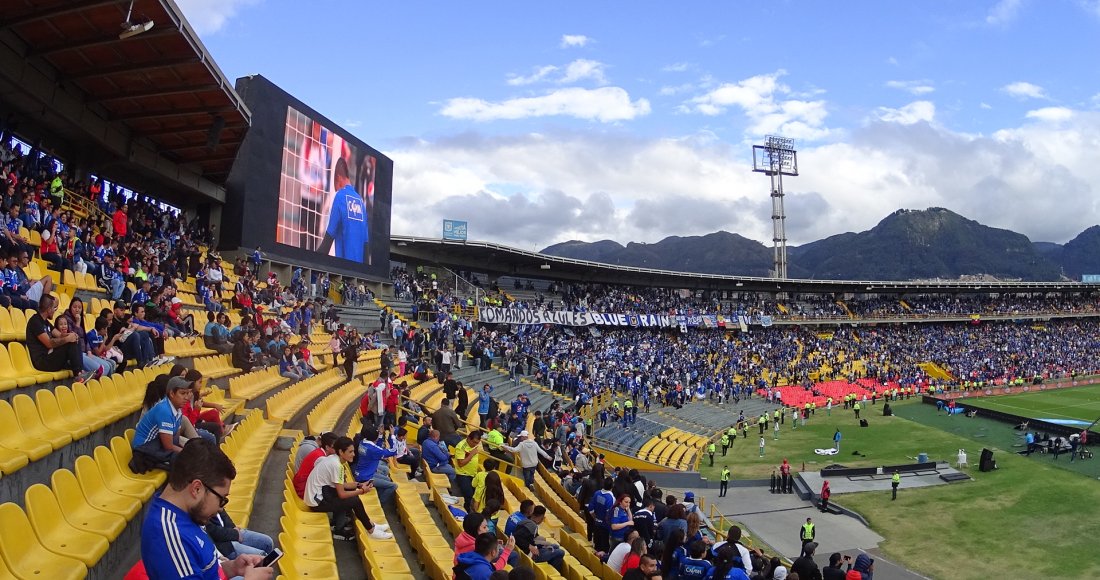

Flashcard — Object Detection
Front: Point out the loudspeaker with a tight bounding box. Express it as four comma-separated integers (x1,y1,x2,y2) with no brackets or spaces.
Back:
980,448,996,472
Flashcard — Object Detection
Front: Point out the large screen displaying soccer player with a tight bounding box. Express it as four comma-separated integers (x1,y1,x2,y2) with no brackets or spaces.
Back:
276,106,376,264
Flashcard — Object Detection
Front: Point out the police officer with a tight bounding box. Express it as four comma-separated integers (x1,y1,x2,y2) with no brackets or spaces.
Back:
799,517,816,554
892,470,901,500
719,466,731,497
707,441,716,466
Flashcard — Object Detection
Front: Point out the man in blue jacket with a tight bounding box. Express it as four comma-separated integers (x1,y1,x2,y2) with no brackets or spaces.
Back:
454,533,499,580
421,429,455,482
354,426,397,503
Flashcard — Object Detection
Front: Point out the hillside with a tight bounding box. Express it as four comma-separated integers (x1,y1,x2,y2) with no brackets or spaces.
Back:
542,208,1087,281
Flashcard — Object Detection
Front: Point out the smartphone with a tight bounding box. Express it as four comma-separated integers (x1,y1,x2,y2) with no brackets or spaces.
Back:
260,548,283,567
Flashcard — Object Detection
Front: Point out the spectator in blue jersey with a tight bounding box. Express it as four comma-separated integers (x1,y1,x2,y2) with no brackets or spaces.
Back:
677,541,715,580
130,376,193,472
422,429,456,482
354,425,398,504
317,158,369,263
587,478,616,552
140,438,273,580
504,499,535,537
511,393,530,433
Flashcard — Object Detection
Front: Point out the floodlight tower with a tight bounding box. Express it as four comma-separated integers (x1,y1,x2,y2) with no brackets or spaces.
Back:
752,135,799,279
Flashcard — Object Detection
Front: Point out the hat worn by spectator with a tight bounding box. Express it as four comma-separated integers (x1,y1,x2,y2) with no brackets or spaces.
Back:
519,430,530,438
166,376,194,391
684,491,695,502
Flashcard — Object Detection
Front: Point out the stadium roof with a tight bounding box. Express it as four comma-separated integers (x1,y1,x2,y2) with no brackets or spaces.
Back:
0,0,249,203
391,235,1099,294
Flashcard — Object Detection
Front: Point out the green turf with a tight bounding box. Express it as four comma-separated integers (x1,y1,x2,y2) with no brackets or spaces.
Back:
962,384,1100,425
696,400,1100,579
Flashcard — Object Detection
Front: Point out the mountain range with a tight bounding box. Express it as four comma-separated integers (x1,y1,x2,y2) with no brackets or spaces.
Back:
541,208,1100,282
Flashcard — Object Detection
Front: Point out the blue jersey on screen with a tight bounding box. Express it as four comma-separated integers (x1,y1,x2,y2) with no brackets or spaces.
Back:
326,184,368,262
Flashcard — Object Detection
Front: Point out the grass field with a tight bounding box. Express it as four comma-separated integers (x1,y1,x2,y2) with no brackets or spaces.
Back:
963,384,1100,426
695,400,1100,579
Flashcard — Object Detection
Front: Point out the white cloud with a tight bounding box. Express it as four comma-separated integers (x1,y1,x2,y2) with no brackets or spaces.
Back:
885,80,936,95
560,34,590,48
980,102,993,110
686,70,831,140
987,0,1025,25
659,83,695,96
389,109,1100,249
1026,107,1074,122
439,87,651,122
559,59,608,85
507,59,607,86
507,65,560,86
886,56,899,66
662,63,691,73
176,0,259,34
1002,81,1047,100
875,101,936,125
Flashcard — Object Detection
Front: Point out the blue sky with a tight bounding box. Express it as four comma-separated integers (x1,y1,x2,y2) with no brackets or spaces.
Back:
180,0,1100,249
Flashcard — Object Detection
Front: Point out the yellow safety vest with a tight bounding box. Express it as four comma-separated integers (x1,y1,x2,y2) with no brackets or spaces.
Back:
801,523,815,540
721,469,731,481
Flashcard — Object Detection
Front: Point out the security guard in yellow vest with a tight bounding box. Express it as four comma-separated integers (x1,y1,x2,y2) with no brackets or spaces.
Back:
720,433,731,456
799,517,815,552
758,414,767,435
719,466,731,497
707,442,716,466
892,470,901,500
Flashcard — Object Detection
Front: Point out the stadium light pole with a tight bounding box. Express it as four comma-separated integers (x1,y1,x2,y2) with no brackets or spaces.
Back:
752,135,798,279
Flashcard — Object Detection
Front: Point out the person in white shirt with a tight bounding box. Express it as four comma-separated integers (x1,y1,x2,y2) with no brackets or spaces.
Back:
503,430,551,488
303,436,392,541
606,530,639,572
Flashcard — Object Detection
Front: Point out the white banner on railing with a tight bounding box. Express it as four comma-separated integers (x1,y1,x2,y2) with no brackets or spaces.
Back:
478,307,677,328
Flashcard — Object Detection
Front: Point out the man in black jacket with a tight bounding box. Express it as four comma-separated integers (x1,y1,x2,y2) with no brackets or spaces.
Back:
205,508,274,559
791,542,823,580
514,506,565,571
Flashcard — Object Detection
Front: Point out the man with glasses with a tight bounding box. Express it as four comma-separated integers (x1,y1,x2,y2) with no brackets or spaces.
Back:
140,438,273,580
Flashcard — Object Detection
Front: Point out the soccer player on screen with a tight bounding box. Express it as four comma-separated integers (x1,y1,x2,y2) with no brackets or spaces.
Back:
318,158,369,262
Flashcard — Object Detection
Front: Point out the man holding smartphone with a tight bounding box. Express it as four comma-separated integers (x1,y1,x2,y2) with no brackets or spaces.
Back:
140,439,273,579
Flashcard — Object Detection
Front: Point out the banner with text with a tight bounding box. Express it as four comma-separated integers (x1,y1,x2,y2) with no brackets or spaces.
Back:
479,307,677,328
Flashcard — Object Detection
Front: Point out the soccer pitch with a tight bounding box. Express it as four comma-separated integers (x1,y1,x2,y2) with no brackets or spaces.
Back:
964,384,1100,428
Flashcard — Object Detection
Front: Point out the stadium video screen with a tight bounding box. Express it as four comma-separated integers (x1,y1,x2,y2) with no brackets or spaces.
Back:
276,106,378,265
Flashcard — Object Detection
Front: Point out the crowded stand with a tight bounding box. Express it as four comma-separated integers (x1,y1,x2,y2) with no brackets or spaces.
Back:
3,93,1098,580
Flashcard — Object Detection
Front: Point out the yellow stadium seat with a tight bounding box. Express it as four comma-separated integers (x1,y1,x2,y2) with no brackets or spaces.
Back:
0,399,53,461
9,342,68,383
0,308,18,342
55,385,109,432
86,448,155,501
24,484,110,567
278,549,340,579
50,468,129,538
0,502,86,580
0,344,33,389
0,440,29,475
11,394,72,450
109,436,168,488
73,455,143,519
35,388,91,440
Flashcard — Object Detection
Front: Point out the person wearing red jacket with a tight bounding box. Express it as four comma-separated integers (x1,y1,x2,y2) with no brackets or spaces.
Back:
383,379,402,428
112,204,128,240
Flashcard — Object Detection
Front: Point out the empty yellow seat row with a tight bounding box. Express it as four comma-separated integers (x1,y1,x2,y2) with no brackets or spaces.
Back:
0,366,167,474
266,368,353,422
192,353,240,379
221,409,282,527
229,366,290,400
164,336,215,358
0,437,165,579
306,372,378,436
61,269,105,293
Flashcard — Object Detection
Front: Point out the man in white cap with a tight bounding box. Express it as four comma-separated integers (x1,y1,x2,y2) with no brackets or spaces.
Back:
503,430,550,488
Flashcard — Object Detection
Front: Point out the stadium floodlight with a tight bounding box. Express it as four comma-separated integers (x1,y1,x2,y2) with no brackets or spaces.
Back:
119,0,154,40
752,135,799,279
